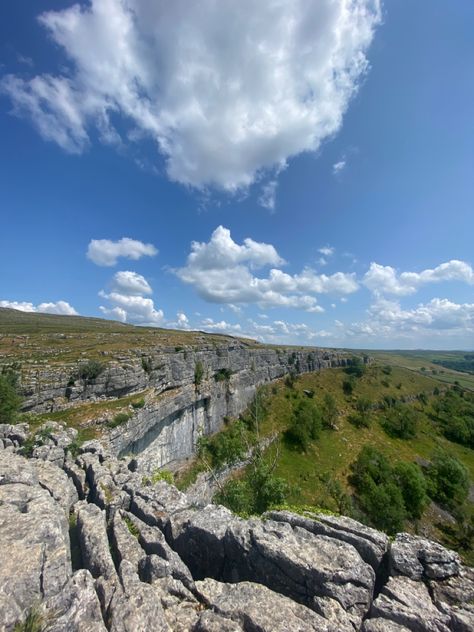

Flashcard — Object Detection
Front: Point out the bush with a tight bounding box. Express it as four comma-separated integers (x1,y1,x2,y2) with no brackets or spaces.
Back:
214,368,233,382
322,393,338,429
381,404,419,439
342,379,354,396
131,398,145,409
198,420,248,468
0,368,22,423
285,399,322,450
77,359,104,382
194,361,204,386
394,461,428,520
344,357,366,378
141,357,153,374
107,412,131,428
425,453,469,509
350,446,413,534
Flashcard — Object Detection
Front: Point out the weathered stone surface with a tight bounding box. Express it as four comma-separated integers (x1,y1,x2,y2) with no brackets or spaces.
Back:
195,578,338,632
45,569,107,632
193,611,244,631
31,458,78,513
390,533,461,581
76,502,116,581
362,619,411,631
0,451,71,630
370,576,451,632
107,560,170,632
267,509,389,571
111,511,145,571
171,504,375,624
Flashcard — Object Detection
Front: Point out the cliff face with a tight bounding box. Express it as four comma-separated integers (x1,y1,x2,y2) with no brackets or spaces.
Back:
19,344,349,469
0,424,472,632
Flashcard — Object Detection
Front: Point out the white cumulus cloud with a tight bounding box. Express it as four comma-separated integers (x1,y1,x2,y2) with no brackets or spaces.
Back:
87,237,158,267
1,0,381,192
111,271,152,296
176,226,357,310
0,299,78,315
363,260,474,296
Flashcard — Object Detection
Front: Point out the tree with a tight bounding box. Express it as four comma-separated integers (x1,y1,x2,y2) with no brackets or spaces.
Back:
0,368,22,423
381,404,418,439
285,399,322,450
425,452,469,509
322,393,338,429
394,461,428,519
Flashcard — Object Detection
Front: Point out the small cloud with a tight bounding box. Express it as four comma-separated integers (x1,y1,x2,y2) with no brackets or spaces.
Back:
87,237,158,267
258,179,278,212
17,54,34,68
331,303,336,308
0,299,78,315
333,159,346,175
318,246,334,257
318,257,327,266
340,297,348,303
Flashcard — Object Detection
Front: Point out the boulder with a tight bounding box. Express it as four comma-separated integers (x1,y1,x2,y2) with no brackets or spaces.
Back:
390,533,461,580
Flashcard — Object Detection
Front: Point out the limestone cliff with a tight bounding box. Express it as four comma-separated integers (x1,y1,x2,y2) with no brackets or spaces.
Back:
17,343,350,469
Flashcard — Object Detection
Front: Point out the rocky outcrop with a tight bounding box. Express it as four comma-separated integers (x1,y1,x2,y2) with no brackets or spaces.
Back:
1,425,473,632
12,344,351,471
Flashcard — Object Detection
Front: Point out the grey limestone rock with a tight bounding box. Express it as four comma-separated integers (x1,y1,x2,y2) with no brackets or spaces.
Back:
76,501,116,581
44,569,107,632
390,533,461,581
31,458,78,513
362,619,412,631
0,451,71,631
194,578,339,632
267,509,389,571
370,576,451,632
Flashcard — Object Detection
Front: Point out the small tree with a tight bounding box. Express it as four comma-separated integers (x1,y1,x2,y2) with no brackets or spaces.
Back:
394,461,428,520
426,452,469,509
0,368,22,423
322,393,338,429
194,361,204,386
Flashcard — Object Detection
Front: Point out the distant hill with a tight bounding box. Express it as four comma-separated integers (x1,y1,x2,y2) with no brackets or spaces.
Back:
0,307,136,334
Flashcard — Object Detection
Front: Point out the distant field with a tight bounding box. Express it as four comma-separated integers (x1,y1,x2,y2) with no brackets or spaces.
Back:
366,349,474,391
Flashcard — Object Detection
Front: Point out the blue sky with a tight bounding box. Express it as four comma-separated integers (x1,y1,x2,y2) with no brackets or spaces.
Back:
0,0,473,349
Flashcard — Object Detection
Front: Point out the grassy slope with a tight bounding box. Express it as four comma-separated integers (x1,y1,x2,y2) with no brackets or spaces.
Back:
259,366,474,506
0,307,260,364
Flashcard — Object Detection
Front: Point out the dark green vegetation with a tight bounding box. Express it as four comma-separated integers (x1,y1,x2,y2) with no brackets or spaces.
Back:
0,366,22,423
180,361,474,563
432,353,474,375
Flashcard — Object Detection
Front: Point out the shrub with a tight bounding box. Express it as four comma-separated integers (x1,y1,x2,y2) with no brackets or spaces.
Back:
381,404,418,439
344,357,366,378
198,420,248,468
285,399,322,450
123,515,140,538
394,461,428,520
214,368,233,382
151,469,174,485
141,357,153,374
107,412,130,428
194,361,204,386
0,368,22,423
342,379,354,396
350,446,408,534
77,360,104,382
322,393,338,429
425,452,469,509
131,398,145,409
13,607,49,632
382,366,392,375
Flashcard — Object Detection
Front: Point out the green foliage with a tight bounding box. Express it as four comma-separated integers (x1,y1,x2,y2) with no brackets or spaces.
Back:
215,453,289,516
342,379,354,396
198,420,248,468
349,446,424,534
380,403,419,439
431,389,474,448
285,372,296,389
0,367,22,423
77,359,104,381
131,398,145,409
194,361,204,386
107,412,131,428
285,398,322,450
349,397,372,428
382,365,392,375
344,356,366,378
393,461,428,520
433,354,474,375
425,452,469,509
13,606,50,632
141,357,153,374
214,368,233,382
123,515,140,538
322,393,338,429
151,469,174,485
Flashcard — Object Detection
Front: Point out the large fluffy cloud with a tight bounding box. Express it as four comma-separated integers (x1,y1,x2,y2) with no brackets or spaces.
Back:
363,260,474,296
175,226,358,309
99,270,163,325
0,299,78,315
1,0,381,191
87,237,158,267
